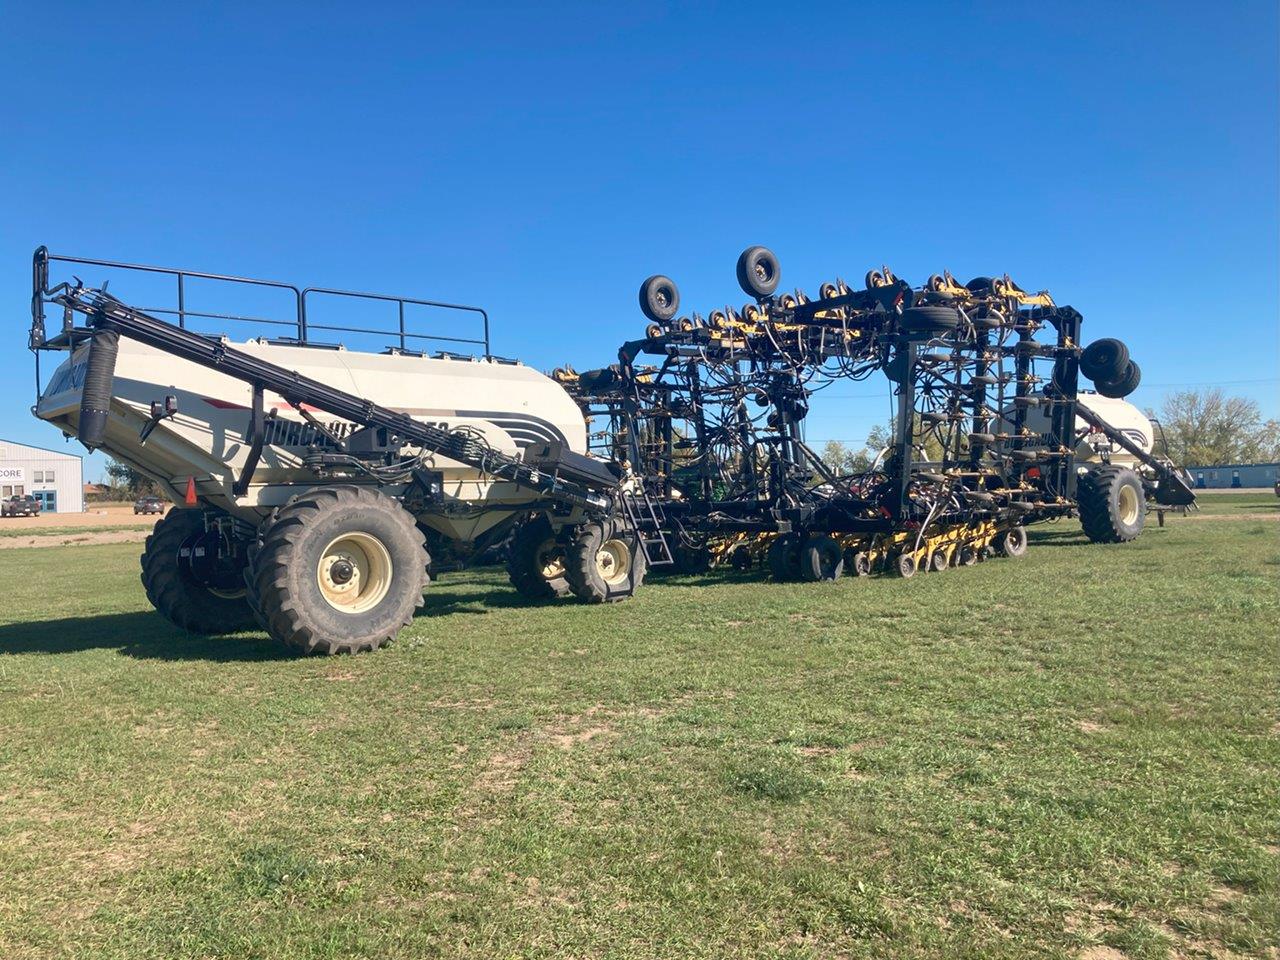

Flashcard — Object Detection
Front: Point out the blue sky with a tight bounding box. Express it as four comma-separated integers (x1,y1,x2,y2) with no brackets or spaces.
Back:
2,1,1276,480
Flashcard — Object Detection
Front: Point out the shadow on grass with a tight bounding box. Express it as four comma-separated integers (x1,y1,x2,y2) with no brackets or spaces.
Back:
417,588,554,617
0,611,293,662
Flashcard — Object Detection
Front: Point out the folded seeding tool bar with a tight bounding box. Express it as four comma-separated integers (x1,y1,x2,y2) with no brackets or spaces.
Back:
555,247,1194,579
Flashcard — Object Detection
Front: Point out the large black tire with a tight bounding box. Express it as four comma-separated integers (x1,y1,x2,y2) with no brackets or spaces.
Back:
766,535,800,582
736,246,781,299
506,515,570,600
565,518,646,603
1080,338,1130,383
246,486,429,655
800,535,844,581
1095,360,1141,399
673,542,712,574
141,509,256,634
639,275,680,323
900,305,960,334
1078,466,1146,543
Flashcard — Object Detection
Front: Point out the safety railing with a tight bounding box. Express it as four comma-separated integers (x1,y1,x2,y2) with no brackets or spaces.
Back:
30,247,491,358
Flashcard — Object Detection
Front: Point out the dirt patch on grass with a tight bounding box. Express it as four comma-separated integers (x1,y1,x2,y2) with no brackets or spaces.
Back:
0,529,151,549
1078,947,1127,960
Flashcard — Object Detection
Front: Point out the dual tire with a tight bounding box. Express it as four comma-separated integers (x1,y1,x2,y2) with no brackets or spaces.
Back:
1078,466,1146,543
506,515,570,600
245,486,430,655
140,509,257,635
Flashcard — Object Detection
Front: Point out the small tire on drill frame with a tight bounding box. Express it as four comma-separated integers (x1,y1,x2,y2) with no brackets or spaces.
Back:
564,517,647,603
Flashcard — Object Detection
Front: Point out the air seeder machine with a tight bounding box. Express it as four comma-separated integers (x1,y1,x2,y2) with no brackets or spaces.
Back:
546,246,1195,584
30,249,658,654
28,245,1194,654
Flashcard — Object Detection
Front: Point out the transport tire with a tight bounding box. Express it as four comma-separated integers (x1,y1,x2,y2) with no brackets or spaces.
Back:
893,553,917,578
141,509,255,634
506,515,570,600
1080,338,1129,382
800,535,844,581
848,549,872,577
730,546,754,571
736,246,781,299
1078,466,1146,543
999,526,1029,558
958,546,978,566
639,275,680,323
672,541,712,574
965,276,993,292
1095,360,1142,399
900,305,961,334
246,486,428,655
766,535,801,582
929,550,950,572
565,518,646,603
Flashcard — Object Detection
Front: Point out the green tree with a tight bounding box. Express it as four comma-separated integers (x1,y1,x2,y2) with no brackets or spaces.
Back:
1154,390,1277,466
104,458,161,499
818,439,869,475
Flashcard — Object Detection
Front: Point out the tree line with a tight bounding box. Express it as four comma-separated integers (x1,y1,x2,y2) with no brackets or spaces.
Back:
818,388,1279,475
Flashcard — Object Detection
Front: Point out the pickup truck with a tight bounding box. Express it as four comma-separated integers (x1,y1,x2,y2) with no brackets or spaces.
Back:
2,496,41,517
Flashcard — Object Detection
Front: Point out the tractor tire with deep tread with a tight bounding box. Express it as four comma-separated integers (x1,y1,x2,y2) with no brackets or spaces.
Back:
1078,466,1146,543
506,515,570,600
565,518,646,603
245,486,429,655
141,509,256,634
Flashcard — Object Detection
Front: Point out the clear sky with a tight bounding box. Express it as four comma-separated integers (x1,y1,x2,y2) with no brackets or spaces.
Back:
2,1,1276,480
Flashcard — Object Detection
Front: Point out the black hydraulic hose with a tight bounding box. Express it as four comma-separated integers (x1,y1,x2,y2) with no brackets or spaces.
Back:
78,328,119,450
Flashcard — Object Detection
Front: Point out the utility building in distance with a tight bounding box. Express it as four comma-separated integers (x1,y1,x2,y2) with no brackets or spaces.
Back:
0,438,84,513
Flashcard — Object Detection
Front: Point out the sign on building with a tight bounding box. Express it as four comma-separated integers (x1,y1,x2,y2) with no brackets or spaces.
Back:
0,467,25,484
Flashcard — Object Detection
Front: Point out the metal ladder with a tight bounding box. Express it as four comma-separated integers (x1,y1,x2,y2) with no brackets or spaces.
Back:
621,486,673,566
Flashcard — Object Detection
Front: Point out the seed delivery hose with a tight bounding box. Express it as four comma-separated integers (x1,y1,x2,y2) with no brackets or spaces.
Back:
77,327,119,451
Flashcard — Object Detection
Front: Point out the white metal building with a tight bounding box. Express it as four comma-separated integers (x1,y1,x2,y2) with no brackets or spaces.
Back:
0,438,84,513
1187,462,1279,489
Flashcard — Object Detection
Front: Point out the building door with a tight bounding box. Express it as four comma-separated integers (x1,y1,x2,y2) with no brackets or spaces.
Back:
34,491,57,513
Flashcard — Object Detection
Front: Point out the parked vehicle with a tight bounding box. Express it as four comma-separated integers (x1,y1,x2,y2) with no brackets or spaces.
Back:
2,495,42,518
134,496,167,515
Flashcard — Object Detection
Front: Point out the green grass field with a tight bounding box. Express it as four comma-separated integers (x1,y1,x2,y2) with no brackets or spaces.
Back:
0,502,1276,959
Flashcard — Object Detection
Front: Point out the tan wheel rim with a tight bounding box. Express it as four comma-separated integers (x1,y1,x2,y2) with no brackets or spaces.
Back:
536,538,566,581
317,532,392,614
594,538,632,586
1118,484,1140,525
209,586,247,600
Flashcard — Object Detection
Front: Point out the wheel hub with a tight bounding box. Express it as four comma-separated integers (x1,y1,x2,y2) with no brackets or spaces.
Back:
318,532,393,614
594,538,632,586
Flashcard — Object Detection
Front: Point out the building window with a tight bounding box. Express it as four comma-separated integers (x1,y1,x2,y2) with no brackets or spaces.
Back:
43,470,53,484
14,486,23,495
1,486,9,497
34,470,44,483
